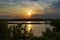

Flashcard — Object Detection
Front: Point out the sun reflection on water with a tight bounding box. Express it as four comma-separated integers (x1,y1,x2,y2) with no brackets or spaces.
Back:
27,21,32,32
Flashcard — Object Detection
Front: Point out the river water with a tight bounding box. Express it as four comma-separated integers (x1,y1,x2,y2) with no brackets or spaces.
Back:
8,21,54,37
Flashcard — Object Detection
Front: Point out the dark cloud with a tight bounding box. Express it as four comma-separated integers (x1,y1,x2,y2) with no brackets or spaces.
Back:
52,0,60,8
32,13,60,19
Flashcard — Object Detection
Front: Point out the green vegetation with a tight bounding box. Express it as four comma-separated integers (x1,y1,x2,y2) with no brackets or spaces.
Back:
0,19,60,40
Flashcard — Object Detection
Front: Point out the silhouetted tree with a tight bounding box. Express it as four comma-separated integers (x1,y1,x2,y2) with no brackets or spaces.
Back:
0,19,8,40
50,19,60,32
13,24,23,40
42,19,60,40
12,24,33,40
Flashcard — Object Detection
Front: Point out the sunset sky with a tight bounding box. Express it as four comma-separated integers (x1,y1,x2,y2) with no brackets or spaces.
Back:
0,0,60,19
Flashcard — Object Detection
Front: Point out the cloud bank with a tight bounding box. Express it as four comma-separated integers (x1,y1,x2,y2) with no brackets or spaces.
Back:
0,0,60,19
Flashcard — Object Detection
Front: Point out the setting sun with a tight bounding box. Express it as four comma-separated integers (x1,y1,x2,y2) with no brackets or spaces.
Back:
27,10,32,16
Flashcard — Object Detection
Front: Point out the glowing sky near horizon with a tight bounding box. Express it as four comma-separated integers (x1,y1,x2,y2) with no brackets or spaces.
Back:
0,0,60,18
